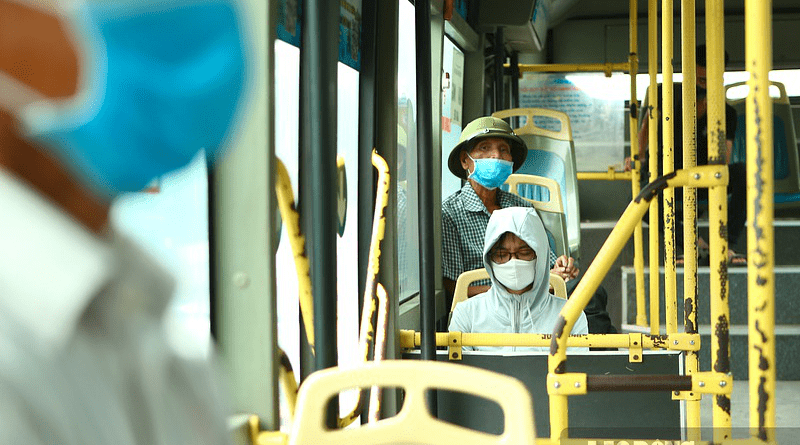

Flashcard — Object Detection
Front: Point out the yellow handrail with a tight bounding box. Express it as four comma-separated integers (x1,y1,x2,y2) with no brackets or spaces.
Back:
338,150,391,427
547,165,728,443
647,0,661,338
275,158,316,351
662,0,678,335
629,0,648,329
512,62,632,78
681,0,702,438
706,0,733,439
746,0,776,440
576,168,632,181
400,330,700,351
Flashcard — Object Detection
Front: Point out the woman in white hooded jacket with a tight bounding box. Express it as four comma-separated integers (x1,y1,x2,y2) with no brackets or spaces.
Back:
448,207,588,352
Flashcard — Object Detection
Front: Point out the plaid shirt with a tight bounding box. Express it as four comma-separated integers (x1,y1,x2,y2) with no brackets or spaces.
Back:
442,183,557,283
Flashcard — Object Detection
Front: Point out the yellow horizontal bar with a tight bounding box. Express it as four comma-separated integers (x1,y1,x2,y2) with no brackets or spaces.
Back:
543,439,765,445
512,62,632,77
577,169,632,181
399,330,699,351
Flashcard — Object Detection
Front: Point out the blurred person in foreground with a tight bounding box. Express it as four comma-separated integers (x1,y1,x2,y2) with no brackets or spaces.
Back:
0,0,253,443
449,207,588,352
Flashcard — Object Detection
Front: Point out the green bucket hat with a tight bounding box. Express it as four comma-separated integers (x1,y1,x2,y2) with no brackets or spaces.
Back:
447,116,528,180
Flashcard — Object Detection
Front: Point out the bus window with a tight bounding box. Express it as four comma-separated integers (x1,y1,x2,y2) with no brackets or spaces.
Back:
397,0,420,300
442,36,465,200
111,152,211,360
274,39,301,380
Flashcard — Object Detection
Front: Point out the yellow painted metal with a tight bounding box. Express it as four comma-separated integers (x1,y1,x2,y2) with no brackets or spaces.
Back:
514,62,631,77
275,158,315,350
368,283,390,423
402,330,701,351
692,372,734,395
576,168,632,181
549,393,569,443
251,415,289,445
745,0,776,440
545,166,725,444
548,439,777,445
647,0,661,336
278,348,299,419
547,373,588,396
681,0,701,438
338,151,391,428
629,0,648,328
706,0,732,438
662,0,678,334
448,331,463,361
629,332,643,363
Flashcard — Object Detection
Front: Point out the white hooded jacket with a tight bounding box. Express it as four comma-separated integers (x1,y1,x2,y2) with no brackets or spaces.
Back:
448,207,588,352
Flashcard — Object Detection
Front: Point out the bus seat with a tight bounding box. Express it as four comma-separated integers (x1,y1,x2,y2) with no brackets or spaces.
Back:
727,80,800,196
288,360,536,445
731,114,789,179
505,173,570,258
494,108,582,259
402,351,683,440
450,268,568,314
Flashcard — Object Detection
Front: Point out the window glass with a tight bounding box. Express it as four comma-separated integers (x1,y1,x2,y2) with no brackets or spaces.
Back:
274,39,301,382
441,36,465,199
273,40,361,418
397,0,420,300
519,72,625,172
111,152,211,360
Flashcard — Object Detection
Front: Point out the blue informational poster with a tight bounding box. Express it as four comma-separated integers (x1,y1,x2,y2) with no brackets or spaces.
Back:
277,0,301,47
276,0,361,71
519,73,626,172
453,0,469,21
338,0,362,70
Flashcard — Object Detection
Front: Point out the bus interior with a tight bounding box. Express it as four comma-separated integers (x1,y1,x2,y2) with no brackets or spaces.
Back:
105,0,800,443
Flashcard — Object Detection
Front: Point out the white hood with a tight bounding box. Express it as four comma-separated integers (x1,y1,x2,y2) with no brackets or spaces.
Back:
482,207,551,318
449,207,587,351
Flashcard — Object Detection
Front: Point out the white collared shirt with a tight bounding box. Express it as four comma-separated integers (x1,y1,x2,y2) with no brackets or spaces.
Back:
0,169,113,352
0,169,229,445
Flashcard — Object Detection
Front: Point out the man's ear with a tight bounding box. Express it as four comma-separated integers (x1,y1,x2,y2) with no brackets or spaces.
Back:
459,149,470,170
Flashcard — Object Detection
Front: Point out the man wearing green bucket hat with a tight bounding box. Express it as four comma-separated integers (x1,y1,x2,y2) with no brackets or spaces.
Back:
442,116,616,335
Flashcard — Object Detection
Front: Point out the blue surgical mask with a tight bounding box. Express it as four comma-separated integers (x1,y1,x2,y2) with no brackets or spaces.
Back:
1,0,252,198
467,154,514,190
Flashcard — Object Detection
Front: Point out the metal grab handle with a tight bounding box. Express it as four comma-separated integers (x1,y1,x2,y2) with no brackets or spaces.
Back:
338,150,391,427
275,158,316,350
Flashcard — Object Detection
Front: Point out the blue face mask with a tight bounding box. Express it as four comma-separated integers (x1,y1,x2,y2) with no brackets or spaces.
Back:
467,154,514,190
3,0,251,198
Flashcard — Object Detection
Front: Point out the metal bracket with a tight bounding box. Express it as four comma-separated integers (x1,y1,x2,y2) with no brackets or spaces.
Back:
629,333,643,362
692,372,733,395
666,333,701,351
547,372,588,396
448,331,463,361
672,389,701,401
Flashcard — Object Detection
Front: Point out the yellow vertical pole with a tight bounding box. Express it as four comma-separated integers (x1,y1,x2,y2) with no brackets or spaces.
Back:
631,0,648,328
745,0,776,441
648,0,661,335
705,0,732,439
681,0,701,439
662,0,678,334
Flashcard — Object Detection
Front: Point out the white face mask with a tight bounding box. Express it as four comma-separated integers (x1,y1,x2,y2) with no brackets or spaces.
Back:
491,258,537,291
